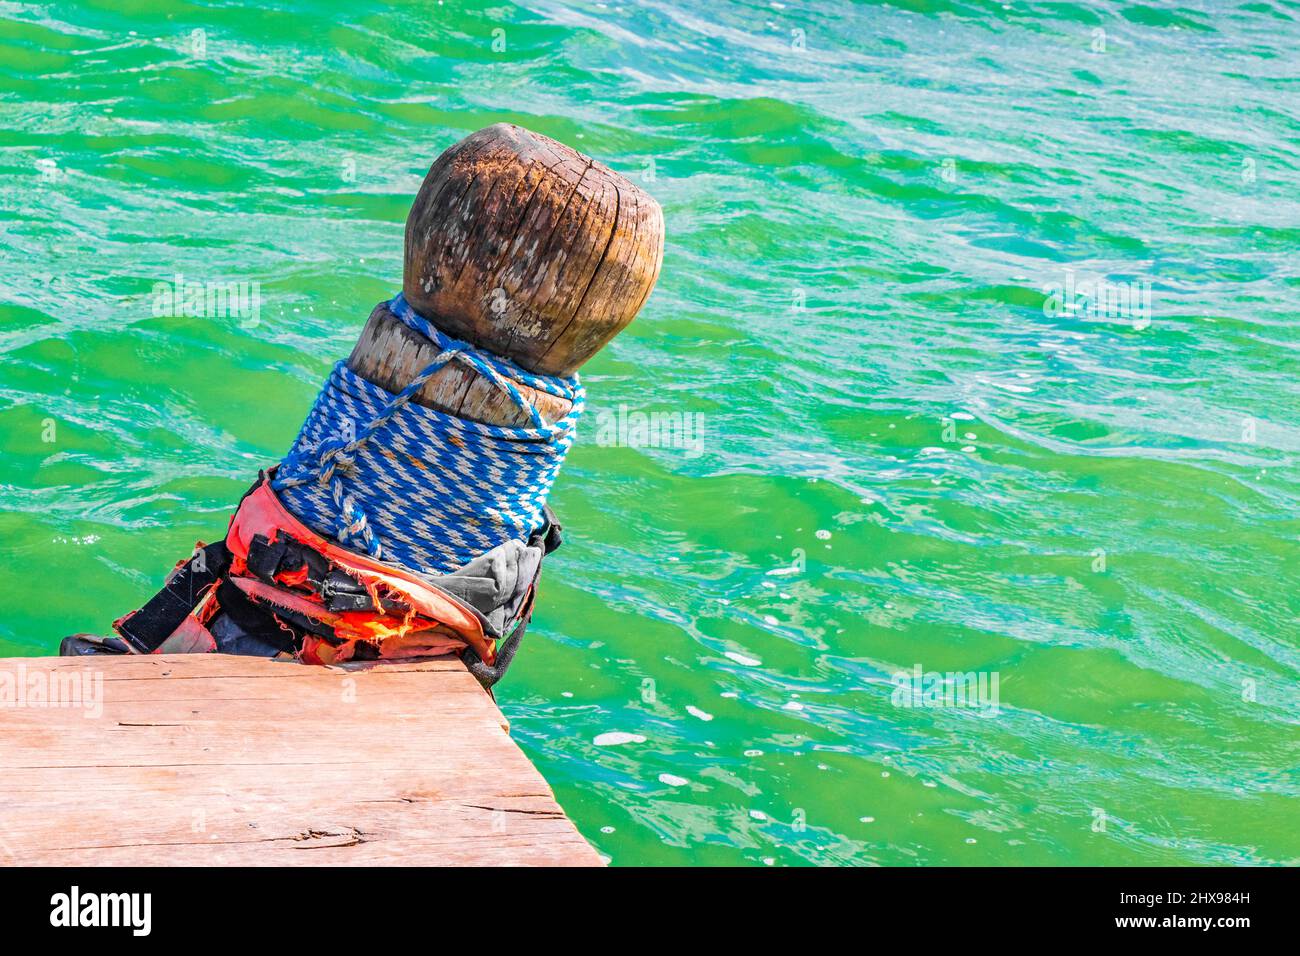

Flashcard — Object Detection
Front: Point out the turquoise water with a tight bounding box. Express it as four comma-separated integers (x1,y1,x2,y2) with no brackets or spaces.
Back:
2,0,1298,865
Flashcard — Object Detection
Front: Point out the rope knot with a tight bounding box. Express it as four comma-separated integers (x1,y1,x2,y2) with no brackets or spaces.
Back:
331,450,358,477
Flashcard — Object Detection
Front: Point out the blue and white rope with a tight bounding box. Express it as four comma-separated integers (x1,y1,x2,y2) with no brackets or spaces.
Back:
273,293,584,574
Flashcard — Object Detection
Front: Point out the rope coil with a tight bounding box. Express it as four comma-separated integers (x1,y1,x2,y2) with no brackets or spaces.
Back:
273,294,584,574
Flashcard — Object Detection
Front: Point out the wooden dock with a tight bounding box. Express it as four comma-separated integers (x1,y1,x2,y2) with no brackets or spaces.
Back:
0,654,601,866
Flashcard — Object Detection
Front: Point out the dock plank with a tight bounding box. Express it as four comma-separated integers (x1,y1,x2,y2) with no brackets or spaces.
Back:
0,654,601,866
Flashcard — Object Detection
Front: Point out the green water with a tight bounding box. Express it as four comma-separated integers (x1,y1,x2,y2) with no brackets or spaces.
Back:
2,0,1298,866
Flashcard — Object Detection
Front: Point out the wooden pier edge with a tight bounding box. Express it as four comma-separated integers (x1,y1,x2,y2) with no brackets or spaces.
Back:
0,654,603,867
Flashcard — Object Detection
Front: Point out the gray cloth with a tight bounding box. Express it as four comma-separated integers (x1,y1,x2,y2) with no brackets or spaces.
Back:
425,538,543,638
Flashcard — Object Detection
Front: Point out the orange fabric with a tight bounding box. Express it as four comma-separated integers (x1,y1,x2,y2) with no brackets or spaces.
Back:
150,479,494,665
156,615,217,654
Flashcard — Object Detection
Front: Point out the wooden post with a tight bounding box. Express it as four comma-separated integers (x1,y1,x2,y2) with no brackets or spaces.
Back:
348,123,664,426
81,126,662,665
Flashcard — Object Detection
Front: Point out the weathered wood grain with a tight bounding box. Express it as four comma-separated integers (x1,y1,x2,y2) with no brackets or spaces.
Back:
0,654,602,867
402,123,664,377
347,123,663,426
348,301,573,427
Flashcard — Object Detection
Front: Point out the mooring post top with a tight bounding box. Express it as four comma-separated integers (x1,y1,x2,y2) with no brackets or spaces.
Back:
401,122,665,378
